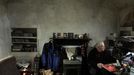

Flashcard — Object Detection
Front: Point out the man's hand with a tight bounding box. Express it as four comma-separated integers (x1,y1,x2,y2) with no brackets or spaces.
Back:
97,63,103,68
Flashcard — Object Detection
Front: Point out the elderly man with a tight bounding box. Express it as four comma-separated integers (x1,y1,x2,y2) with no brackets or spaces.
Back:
88,42,116,75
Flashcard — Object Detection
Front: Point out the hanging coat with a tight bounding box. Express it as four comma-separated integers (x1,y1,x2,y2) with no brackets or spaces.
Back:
41,42,61,71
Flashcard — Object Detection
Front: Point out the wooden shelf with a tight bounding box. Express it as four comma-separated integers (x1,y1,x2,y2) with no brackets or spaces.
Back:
11,51,37,52
12,36,37,39
52,38,91,45
12,42,37,44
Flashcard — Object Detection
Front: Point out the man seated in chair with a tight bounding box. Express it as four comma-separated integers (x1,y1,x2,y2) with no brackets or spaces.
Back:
87,41,116,75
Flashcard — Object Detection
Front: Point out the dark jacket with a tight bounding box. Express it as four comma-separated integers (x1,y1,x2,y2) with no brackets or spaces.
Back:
41,42,62,72
88,48,116,69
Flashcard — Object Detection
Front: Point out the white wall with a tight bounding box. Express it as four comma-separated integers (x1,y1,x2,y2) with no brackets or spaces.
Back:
119,7,134,25
7,0,118,61
0,0,11,59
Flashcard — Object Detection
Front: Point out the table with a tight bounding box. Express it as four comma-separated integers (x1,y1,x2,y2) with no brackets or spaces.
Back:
63,59,81,75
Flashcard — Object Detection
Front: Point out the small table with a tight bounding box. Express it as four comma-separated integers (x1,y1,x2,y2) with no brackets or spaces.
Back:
63,59,81,75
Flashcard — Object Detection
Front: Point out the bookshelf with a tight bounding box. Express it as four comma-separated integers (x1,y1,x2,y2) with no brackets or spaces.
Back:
11,28,37,52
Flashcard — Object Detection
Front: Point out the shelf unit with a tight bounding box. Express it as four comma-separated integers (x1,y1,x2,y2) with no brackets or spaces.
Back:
120,26,134,36
11,28,37,52
51,38,91,75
